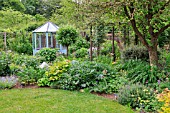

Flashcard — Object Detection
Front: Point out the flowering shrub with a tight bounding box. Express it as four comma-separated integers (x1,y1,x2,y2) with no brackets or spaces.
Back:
117,83,160,112
157,88,170,113
38,60,70,86
0,76,18,89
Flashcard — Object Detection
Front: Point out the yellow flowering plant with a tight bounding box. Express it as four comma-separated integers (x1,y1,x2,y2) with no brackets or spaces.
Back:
46,60,70,81
157,88,170,113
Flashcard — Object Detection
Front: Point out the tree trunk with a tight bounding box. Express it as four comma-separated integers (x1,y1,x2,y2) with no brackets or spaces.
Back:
148,47,158,67
112,26,116,61
66,46,68,57
123,25,127,46
134,34,139,45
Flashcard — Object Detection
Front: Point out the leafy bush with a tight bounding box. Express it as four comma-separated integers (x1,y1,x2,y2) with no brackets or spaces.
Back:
114,60,167,87
75,48,88,58
69,37,89,54
0,76,18,89
8,32,32,55
157,88,170,113
121,45,149,61
36,48,58,62
37,77,50,87
101,40,120,58
16,67,45,85
38,60,71,87
0,51,11,76
117,83,160,112
56,26,79,56
11,53,43,68
94,55,113,65
51,61,126,93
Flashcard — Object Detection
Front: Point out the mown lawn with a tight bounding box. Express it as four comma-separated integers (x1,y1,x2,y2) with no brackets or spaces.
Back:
0,88,134,113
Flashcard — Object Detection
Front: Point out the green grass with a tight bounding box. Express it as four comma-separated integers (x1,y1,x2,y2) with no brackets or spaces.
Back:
0,88,134,113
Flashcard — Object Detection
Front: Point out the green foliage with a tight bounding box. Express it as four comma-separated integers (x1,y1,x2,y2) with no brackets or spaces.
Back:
0,51,46,84
11,53,43,68
118,83,160,112
94,55,113,65
75,48,88,58
38,60,71,87
0,9,36,31
50,61,126,93
114,60,167,87
121,45,149,61
16,67,45,85
8,31,32,55
0,51,11,76
56,26,78,47
21,0,41,15
158,28,170,48
94,23,106,50
69,37,90,54
101,40,120,58
36,48,58,62
37,77,50,87
0,0,25,12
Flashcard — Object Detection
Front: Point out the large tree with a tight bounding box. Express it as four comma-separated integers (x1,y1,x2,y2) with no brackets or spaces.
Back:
76,0,170,66
0,0,25,12
122,0,170,66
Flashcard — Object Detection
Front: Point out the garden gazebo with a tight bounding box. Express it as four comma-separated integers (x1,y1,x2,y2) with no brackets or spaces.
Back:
32,22,66,55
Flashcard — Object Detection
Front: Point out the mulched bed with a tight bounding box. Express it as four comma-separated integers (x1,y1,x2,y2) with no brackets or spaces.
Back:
14,82,39,89
91,92,117,100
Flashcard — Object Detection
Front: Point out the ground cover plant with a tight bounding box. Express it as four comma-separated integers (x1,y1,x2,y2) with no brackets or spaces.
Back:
0,51,45,85
0,88,134,113
117,83,161,112
0,76,18,89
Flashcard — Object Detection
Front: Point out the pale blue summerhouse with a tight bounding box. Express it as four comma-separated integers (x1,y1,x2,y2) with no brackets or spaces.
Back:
32,22,66,55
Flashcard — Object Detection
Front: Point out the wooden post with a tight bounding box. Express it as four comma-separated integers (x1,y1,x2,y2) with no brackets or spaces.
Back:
39,34,42,49
123,25,127,46
90,25,93,61
46,32,49,48
4,32,7,51
112,26,116,61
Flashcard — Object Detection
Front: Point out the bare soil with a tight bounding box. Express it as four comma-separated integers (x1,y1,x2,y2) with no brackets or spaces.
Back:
91,92,117,100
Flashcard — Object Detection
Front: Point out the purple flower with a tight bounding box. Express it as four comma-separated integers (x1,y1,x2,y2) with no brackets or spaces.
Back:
158,80,161,85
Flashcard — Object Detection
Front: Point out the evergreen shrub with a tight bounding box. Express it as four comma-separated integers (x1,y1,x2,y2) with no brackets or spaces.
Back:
121,45,149,61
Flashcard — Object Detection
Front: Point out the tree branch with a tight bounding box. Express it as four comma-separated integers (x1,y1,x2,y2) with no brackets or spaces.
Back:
153,0,170,15
148,0,154,38
155,24,170,37
124,5,150,49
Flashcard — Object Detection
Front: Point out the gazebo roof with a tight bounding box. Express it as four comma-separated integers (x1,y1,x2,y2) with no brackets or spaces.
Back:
33,22,59,33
